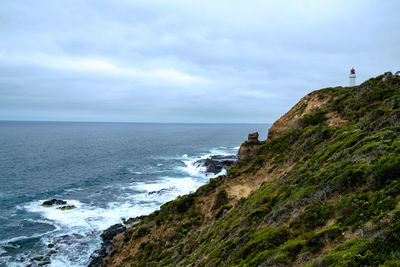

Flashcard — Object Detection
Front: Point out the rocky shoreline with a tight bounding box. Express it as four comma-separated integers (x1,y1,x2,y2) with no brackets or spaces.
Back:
30,153,238,266
87,153,237,266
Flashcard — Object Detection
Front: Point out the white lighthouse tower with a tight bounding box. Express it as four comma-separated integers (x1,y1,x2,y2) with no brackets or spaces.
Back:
349,68,356,86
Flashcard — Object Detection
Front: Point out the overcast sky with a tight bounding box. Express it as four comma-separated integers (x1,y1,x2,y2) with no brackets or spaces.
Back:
0,0,399,123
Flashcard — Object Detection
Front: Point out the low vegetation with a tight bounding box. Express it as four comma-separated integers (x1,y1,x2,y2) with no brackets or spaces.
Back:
105,73,400,266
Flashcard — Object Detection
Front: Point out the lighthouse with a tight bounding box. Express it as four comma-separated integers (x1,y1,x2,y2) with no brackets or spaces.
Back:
349,68,356,86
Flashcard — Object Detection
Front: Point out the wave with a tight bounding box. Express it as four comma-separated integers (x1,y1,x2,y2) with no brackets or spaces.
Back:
175,146,236,178
9,145,237,267
0,227,58,246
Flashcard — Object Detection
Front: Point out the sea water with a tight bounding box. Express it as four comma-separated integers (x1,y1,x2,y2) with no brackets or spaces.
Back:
0,122,268,266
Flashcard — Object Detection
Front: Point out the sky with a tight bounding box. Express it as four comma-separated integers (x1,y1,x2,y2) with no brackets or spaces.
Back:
0,0,399,123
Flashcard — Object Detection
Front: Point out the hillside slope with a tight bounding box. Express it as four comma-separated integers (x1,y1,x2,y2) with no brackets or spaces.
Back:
104,73,400,266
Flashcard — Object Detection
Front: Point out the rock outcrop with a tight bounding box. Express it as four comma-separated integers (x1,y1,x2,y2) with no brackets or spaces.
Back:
88,224,127,267
237,132,264,160
194,155,237,174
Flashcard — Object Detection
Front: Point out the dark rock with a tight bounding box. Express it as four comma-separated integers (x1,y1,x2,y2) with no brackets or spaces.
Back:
47,250,57,256
38,261,51,266
238,132,265,160
47,244,54,249
41,199,67,207
88,224,127,267
148,187,176,195
57,205,76,210
248,132,259,142
194,155,237,174
32,256,45,261
100,224,126,241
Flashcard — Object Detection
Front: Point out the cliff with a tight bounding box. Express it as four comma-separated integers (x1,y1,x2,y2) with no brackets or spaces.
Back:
103,73,400,266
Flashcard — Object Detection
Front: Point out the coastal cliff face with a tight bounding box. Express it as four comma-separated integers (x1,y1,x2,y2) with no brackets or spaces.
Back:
104,73,400,266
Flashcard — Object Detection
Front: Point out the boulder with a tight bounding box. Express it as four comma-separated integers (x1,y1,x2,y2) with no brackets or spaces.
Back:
41,199,67,207
57,205,76,211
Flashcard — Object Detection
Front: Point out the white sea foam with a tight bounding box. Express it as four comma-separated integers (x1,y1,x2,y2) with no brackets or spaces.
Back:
64,188,84,193
178,158,207,177
134,176,203,195
20,198,157,267
0,227,58,246
176,146,236,178
24,199,152,232
14,146,237,267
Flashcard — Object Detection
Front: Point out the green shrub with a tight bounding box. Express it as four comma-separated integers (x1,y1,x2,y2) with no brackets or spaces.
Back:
215,205,232,219
290,203,334,231
248,203,271,223
301,109,328,127
373,154,400,188
239,227,289,260
176,194,195,213
134,225,149,238
213,190,229,210
336,192,396,228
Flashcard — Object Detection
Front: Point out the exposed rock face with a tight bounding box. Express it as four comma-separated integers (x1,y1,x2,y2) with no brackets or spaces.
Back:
41,199,67,207
194,155,237,174
237,132,264,160
248,132,258,142
266,89,349,140
88,224,127,267
267,92,331,140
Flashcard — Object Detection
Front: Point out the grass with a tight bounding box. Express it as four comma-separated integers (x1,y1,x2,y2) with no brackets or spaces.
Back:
107,74,400,267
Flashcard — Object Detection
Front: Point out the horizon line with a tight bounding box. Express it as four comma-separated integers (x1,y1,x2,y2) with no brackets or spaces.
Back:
0,119,271,125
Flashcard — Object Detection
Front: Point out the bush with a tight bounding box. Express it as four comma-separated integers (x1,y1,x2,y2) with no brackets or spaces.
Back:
290,203,334,231
336,192,396,228
239,227,289,260
212,190,229,210
301,109,328,127
176,194,195,213
215,205,232,219
134,225,149,238
373,154,400,188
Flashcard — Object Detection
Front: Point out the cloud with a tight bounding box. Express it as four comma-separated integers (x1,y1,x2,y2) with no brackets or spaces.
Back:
0,0,399,123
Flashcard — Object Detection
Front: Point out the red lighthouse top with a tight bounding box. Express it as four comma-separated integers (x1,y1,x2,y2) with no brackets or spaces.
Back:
351,68,355,74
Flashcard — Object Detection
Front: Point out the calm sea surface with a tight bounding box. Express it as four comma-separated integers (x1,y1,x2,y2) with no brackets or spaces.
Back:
0,122,268,266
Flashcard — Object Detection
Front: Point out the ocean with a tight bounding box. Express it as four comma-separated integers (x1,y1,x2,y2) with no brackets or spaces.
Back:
0,122,268,266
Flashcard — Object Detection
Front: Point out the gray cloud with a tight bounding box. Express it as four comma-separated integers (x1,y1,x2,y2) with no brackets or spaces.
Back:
0,0,399,123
